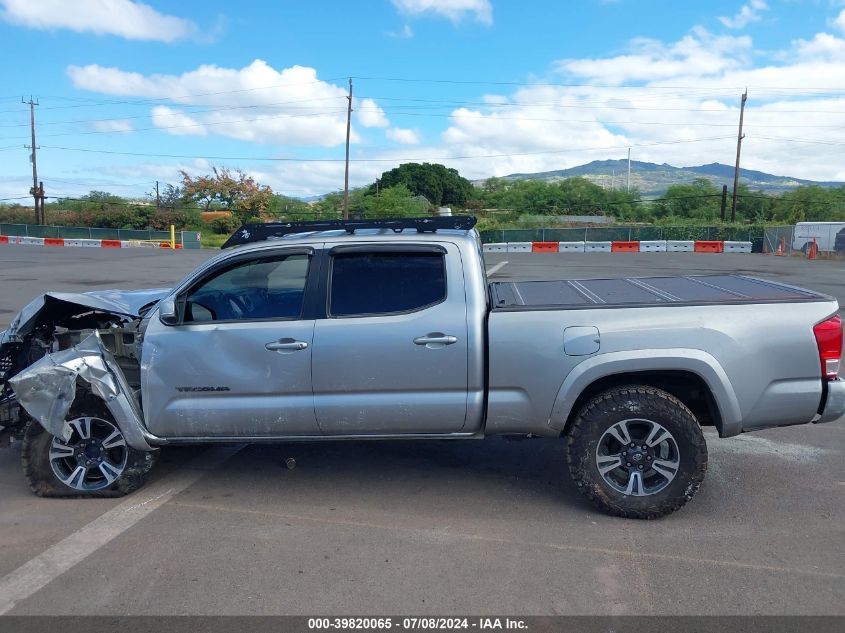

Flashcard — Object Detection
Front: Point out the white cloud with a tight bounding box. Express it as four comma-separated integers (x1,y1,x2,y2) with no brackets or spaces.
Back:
834,9,845,34
387,24,414,38
150,106,207,136
559,27,751,84
790,32,845,61
391,0,492,25
67,60,364,146
386,127,421,145
90,119,134,133
357,98,389,128
0,0,195,42
718,0,768,30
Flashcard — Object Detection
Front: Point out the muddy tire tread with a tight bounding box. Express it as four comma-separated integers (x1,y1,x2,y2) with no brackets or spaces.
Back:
566,385,708,519
19,393,155,498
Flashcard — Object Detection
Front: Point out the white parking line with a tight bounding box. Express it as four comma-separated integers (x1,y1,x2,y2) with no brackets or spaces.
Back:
486,260,508,276
0,445,242,615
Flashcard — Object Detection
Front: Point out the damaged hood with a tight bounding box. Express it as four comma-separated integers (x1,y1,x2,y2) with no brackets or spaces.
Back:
3,288,170,340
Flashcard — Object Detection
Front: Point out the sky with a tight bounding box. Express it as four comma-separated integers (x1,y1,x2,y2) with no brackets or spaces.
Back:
1,0,845,201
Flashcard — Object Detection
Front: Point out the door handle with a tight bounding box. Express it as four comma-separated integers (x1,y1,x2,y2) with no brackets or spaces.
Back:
265,338,308,352
413,333,457,347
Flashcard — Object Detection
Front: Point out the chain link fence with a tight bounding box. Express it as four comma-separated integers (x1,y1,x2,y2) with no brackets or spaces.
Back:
0,223,176,242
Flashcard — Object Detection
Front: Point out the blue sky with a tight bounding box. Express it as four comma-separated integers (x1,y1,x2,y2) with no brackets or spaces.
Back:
1,0,844,200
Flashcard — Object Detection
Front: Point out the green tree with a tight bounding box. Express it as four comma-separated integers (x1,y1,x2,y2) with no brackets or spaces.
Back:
361,185,430,218
653,178,721,220
267,193,314,219
180,167,273,223
148,183,185,210
771,185,845,223
372,163,475,206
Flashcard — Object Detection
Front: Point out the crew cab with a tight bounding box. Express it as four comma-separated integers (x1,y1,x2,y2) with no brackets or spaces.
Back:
1,216,843,518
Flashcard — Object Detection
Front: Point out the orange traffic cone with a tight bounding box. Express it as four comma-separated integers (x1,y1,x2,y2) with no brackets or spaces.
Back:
808,239,817,260
776,238,784,256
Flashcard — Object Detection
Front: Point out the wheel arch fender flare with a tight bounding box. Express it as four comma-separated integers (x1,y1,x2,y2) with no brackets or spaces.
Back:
8,332,154,452
547,349,743,437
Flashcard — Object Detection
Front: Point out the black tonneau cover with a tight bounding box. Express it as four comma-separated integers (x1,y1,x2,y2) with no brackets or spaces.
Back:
490,275,830,310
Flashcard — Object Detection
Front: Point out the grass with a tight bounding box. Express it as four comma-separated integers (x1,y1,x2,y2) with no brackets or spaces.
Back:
200,233,229,248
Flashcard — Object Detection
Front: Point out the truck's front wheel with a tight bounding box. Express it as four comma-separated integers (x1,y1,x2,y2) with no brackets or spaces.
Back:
566,385,707,519
20,395,155,498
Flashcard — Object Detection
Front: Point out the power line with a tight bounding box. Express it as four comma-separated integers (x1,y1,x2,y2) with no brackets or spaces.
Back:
359,95,845,115
0,110,841,143
8,95,845,130
0,97,347,128
0,109,350,140
752,134,845,146
352,75,845,94
34,136,736,163
0,78,348,113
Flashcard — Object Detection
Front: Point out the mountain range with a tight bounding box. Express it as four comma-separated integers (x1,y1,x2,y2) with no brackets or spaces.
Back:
483,160,843,197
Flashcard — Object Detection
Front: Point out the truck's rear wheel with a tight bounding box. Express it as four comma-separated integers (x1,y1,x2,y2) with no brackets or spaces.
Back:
566,385,707,519
20,395,155,498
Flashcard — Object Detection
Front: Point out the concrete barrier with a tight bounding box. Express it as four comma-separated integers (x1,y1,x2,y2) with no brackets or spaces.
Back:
694,240,723,253
584,241,612,253
0,234,188,251
506,242,532,253
723,240,752,253
482,243,508,253
558,241,585,253
63,238,103,248
667,241,695,252
9,236,45,246
639,240,667,253
531,242,559,253
611,241,640,252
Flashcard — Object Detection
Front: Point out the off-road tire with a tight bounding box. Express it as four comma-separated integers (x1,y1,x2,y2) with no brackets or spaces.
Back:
566,385,707,519
20,394,156,498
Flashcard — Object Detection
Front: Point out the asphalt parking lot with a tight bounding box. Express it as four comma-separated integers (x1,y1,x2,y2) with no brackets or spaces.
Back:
0,245,842,615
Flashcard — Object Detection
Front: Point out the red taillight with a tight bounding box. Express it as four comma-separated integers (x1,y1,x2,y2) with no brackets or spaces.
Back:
813,315,842,380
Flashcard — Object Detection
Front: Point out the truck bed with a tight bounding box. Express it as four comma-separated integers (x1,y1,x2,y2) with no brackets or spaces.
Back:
490,274,830,310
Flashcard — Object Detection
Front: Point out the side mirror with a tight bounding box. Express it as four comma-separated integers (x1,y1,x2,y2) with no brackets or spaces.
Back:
158,297,179,326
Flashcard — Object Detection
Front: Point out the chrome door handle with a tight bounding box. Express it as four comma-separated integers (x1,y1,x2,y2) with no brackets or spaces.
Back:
265,338,308,352
413,333,457,347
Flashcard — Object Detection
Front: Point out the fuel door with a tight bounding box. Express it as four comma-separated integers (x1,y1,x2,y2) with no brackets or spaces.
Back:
564,326,600,356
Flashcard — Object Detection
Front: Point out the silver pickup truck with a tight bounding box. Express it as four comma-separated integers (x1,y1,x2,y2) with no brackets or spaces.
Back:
1,216,843,518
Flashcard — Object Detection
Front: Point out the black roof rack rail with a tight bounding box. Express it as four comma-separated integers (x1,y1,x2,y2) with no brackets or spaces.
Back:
221,215,477,248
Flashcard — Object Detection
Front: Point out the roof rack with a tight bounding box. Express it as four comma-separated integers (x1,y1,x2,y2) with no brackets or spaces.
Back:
221,215,477,248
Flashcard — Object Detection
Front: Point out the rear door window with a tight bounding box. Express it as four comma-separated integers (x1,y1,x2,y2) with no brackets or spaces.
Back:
329,252,446,317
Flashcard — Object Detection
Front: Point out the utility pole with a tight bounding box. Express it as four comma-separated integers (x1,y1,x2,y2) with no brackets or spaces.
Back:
626,148,631,193
342,77,353,220
155,180,161,210
720,184,728,221
731,89,747,222
24,97,43,224
38,182,45,225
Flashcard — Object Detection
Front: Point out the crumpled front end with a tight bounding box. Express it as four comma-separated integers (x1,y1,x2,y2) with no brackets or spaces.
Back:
0,287,168,443
8,332,153,451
